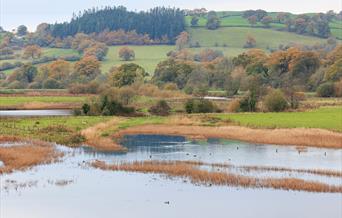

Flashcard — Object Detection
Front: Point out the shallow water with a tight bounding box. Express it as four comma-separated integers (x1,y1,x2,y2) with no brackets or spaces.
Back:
0,109,72,117
1,135,341,218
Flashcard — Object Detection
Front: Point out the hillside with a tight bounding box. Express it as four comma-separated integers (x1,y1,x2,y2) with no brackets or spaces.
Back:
188,27,328,49
185,11,342,39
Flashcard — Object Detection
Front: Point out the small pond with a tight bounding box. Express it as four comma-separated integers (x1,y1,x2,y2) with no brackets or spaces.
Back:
1,135,341,218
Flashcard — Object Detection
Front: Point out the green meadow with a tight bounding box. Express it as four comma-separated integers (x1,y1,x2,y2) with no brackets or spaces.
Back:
214,107,342,132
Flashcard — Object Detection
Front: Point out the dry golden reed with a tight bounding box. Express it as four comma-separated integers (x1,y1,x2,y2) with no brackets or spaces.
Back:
92,160,342,193
0,140,61,174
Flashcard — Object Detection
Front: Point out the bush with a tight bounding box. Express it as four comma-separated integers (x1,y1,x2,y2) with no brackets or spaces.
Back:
43,78,61,89
239,91,257,112
68,82,99,94
263,89,288,112
317,82,335,97
185,99,217,114
82,103,91,115
148,100,171,116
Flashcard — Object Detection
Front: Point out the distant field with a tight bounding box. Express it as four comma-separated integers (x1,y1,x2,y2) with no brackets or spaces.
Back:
186,12,342,39
214,107,342,132
0,48,79,65
0,96,86,106
188,27,328,49
101,45,175,74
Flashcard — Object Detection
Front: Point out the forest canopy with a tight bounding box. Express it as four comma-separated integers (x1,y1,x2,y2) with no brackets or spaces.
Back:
48,6,185,42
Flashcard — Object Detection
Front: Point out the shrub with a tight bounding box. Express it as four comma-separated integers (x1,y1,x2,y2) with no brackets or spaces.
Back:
82,103,91,115
239,91,257,112
118,47,135,61
185,99,217,114
68,82,99,94
263,89,288,112
148,100,171,116
43,78,61,89
317,82,335,97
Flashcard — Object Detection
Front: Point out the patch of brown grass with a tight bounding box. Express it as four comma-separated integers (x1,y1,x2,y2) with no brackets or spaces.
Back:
92,160,342,193
114,125,342,148
0,140,61,174
81,118,127,152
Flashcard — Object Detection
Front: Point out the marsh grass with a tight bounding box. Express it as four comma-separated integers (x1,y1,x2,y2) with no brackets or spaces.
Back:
0,139,61,174
92,160,342,193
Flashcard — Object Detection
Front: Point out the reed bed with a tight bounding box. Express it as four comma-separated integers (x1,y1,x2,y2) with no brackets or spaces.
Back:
114,125,342,148
168,160,342,178
92,160,342,193
0,140,61,174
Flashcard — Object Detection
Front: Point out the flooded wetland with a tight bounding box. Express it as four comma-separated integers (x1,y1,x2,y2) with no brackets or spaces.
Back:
1,135,341,218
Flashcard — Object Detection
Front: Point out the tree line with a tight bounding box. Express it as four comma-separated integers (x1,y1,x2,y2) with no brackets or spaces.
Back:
48,6,185,42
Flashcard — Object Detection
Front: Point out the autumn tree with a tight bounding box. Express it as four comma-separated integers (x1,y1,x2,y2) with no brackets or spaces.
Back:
22,45,42,59
109,63,147,87
73,56,101,81
118,47,135,61
206,11,220,30
17,25,28,36
84,42,109,60
175,31,190,50
7,64,38,86
244,35,256,48
261,16,273,27
247,16,257,26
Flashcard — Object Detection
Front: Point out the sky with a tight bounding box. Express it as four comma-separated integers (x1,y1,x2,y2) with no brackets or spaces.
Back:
1,0,341,31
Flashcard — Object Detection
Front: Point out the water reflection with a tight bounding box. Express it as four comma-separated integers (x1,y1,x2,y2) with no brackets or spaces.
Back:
1,135,341,218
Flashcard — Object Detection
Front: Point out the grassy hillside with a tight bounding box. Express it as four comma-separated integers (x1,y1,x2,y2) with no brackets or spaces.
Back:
185,12,342,39
101,45,174,74
188,27,328,49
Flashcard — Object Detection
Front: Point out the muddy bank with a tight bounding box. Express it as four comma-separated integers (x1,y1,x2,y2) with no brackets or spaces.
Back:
0,138,61,174
114,125,342,148
81,118,127,152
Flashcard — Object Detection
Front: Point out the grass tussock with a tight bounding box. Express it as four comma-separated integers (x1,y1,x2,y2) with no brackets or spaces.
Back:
81,118,127,152
114,125,342,148
0,140,61,174
92,160,342,193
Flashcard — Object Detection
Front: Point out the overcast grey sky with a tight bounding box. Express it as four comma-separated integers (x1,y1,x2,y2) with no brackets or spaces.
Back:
1,0,341,31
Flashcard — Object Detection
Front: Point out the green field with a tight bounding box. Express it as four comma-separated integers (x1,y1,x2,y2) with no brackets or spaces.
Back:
188,27,328,49
0,96,86,106
101,45,174,74
214,107,342,132
0,48,79,65
0,116,111,144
